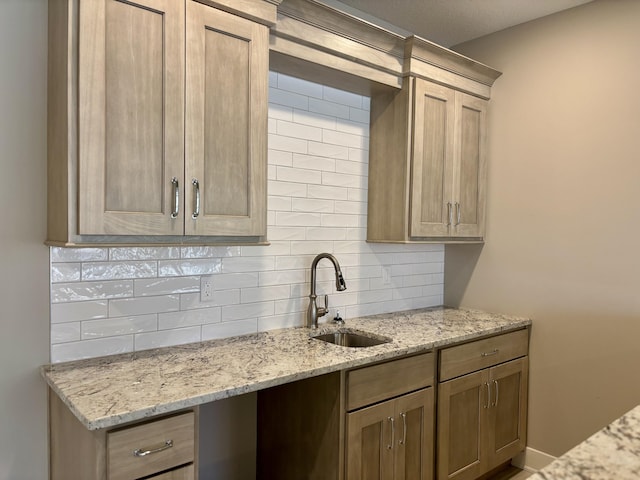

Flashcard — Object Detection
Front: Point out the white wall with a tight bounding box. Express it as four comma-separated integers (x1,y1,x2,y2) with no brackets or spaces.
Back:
449,0,640,457
0,1,49,479
49,72,445,363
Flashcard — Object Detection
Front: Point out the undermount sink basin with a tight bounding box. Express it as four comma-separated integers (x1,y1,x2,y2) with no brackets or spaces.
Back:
312,330,391,348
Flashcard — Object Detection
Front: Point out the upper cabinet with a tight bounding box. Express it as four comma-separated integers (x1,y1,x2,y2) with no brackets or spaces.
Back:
367,38,501,243
47,0,277,245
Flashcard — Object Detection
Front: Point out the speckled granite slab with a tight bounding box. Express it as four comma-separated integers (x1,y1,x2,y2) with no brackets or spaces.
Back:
530,405,640,480
42,307,530,430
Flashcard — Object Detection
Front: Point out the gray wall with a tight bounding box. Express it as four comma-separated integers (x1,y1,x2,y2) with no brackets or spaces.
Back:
0,1,49,479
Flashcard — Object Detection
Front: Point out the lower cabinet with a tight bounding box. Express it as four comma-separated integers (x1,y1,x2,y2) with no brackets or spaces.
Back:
257,352,435,480
49,392,197,480
346,388,434,480
437,331,529,480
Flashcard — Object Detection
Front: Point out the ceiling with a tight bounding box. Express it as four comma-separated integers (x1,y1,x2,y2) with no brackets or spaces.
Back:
329,0,594,47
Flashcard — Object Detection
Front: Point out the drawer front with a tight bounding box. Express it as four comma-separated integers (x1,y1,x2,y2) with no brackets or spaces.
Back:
347,352,434,411
107,411,195,480
439,329,528,381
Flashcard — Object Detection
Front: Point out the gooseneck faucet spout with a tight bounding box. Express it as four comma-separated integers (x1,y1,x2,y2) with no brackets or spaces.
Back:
307,253,347,329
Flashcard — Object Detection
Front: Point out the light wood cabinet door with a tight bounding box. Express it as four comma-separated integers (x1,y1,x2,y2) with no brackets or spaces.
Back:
185,0,268,237
437,358,528,480
394,389,434,480
346,388,434,480
451,92,487,238
410,79,488,240
487,357,528,469
347,398,396,480
437,370,484,480
410,79,455,238
78,0,185,236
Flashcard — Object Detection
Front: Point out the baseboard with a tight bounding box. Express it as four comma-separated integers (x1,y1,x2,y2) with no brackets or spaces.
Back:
512,447,557,473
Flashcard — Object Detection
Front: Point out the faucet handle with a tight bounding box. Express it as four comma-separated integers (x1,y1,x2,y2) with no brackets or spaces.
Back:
318,294,329,318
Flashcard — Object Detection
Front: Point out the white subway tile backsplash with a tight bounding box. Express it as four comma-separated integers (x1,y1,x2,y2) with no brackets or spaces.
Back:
51,247,108,263
276,119,323,142
276,73,323,99
241,285,291,304
305,227,347,241
307,184,349,201
180,246,241,259
51,322,81,343
159,308,220,330
158,259,222,277
202,319,257,341
269,87,309,110
322,171,367,189
258,312,303,332
308,97,350,120
291,198,334,213
51,280,133,304
269,149,294,166
81,261,157,281
109,247,180,261
51,300,108,324
275,212,322,227
268,133,308,154
52,336,134,363
134,277,200,297
276,165,322,185
308,140,349,160
135,326,202,351
51,263,81,283
267,226,307,241
109,295,180,317
222,301,274,322
322,129,369,149
268,179,308,198
82,315,158,339
323,85,365,109
48,72,445,363
292,153,336,172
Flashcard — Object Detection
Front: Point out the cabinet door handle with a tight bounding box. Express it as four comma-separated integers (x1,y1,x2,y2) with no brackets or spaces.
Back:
481,349,499,357
493,380,499,407
399,412,407,445
133,439,173,457
484,382,491,409
170,177,179,219
387,416,395,450
447,202,453,226
191,178,200,219
455,202,461,226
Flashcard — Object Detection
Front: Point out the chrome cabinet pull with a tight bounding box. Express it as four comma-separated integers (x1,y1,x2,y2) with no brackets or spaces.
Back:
387,416,395,450
133,439,173,457
455,202,461,226
399,412,407,445
192,178,200,219
170,177,179,219
481,349,499,357
447,202,453,226
493,380,499,407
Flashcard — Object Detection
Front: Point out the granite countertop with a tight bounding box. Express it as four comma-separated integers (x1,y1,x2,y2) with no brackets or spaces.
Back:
530,405,640,480
42,306,531,431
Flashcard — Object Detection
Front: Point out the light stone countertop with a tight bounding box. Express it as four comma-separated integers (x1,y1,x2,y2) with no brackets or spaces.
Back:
42,306,531,431
529,405,640,480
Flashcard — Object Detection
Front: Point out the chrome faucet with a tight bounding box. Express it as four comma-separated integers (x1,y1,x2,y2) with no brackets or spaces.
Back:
307,253,347,329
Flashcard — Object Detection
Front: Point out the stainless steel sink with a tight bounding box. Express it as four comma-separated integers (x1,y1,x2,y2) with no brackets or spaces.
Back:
312,330,391,348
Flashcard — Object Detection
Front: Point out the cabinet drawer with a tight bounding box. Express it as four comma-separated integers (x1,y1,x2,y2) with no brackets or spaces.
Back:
439,329,528,381
347,352,434,411
107,412,195,480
